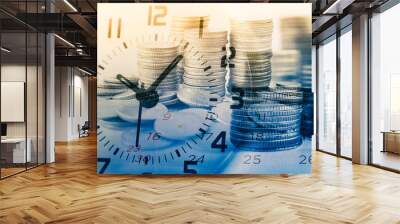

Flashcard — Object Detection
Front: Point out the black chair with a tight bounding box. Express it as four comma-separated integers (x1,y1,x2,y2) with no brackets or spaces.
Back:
78,121,90,138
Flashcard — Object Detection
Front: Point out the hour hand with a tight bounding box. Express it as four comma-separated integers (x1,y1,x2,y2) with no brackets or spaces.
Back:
117,74,159,108
116,74,142,93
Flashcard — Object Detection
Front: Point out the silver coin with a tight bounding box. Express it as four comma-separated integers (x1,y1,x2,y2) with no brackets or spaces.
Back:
138,69,177,75
98,82,127,89
110,91,136,100
139,78,179,87
232,108,303,118
230,130,300,142
138,57,177,64
183,73,226,81
177,88,222,107
184,29,227,38
230,59,272,66
229,78,271,85
97,88,126,97
103,77,138,85
184,65,225,74
230,71,272,79
182,83,225,93
231,103,303,113
183,79,225,87
232,111,301,121
160,97,179,106
230,76,271,84
138,50,177,57
185,51,226,58
184,61,224,69
179,84,225,97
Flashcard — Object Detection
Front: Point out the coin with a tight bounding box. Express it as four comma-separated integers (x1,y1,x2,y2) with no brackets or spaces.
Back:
154,108,208,139
136,39,180,105
230,135,302,151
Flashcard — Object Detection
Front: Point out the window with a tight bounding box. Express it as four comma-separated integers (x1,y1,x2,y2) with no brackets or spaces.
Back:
317,36,337,154
0,1,47,179
370,3,400,171
339,28,352,158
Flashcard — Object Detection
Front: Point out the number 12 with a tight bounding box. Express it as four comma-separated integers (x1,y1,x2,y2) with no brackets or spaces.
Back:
148,5,167,26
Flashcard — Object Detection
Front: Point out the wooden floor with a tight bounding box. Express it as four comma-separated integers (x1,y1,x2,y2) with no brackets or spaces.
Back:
1,136,400,224
1,167,26,178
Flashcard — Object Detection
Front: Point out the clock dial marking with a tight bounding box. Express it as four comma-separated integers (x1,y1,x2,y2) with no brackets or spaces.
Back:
107,18,112,38
117,18,122,38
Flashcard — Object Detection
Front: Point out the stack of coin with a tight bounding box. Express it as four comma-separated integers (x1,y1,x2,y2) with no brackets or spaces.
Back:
300,64,312,89
280,16,311,50
177,29,228,107
229,19,273,89
137,40,180,105
280,17,313,138
271,50,300,86
230,87,304,151
301,89,314,137
280,16,311,88
97,76,138,97
170,16,210,79
97,77,139,120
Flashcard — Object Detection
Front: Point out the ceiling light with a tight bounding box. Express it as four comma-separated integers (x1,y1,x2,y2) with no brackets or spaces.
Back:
322,0,354,15
54,34,75,48
1,47,11,53
78,67,93,76
63,0,78,12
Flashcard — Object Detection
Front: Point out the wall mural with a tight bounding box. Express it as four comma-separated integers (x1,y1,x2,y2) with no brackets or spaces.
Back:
97,3,313,174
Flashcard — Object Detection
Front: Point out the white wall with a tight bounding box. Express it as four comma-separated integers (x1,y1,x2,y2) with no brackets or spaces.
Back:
1,64,46,164
55,67,69,141
71,73,89,138
55,67,89,141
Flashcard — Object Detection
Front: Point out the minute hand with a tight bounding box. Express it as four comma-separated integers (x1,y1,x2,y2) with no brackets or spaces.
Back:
116,74,143,93
147,55,183,92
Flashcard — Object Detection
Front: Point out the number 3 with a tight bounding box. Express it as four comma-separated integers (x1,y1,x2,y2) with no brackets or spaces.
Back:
231,87,244,109
148,5,167,26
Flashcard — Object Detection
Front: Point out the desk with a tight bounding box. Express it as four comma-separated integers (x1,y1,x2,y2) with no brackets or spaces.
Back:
1,138,31,163
382,131,400,155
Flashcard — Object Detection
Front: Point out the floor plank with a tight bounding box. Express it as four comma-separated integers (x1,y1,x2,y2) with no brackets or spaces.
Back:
1,136,400,224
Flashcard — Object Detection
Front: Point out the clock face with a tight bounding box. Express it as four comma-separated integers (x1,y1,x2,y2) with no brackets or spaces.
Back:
97,3,313,174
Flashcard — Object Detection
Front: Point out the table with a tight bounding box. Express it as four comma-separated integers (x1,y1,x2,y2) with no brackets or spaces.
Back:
382,131,400,154
1,138,31,163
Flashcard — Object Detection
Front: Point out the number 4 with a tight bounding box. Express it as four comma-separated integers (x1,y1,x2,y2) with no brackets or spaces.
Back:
211,131,227,152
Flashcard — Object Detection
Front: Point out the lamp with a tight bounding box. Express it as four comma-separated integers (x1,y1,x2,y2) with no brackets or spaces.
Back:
54,34,75,48
63,0,78,12
1,47,11,53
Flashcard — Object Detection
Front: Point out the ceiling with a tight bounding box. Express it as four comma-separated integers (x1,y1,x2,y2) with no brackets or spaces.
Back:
0,0,391,72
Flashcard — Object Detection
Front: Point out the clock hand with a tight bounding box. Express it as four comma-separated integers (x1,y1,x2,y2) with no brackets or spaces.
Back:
117,54,184,145
125,54,183,109
135,55,183,146
116,74,143,93
147,54,183,92
135,102,143,148
116,74,145,147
